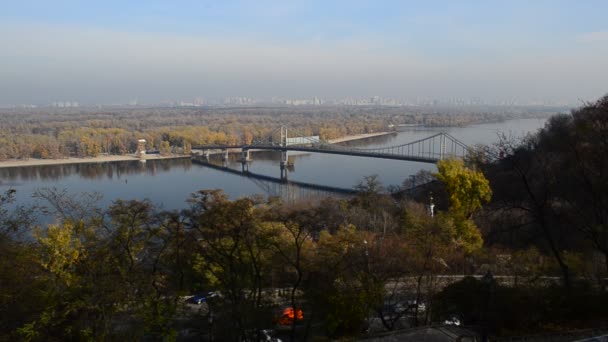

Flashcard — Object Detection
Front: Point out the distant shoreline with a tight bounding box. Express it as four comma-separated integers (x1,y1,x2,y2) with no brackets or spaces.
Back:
0,131,394,169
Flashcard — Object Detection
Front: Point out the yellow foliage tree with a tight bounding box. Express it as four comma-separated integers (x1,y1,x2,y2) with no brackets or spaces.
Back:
435,158,492,218
34,221,85,286
434,158,492,253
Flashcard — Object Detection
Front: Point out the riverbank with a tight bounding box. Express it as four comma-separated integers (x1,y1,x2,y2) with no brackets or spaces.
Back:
0,154,190,169
0,132,394,169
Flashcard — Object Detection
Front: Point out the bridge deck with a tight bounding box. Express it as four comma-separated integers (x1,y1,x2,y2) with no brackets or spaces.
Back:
192,145,440,163
193,130,468,164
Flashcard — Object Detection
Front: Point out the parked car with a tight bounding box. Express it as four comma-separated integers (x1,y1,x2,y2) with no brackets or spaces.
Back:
393,303,407,314
186,291,218,305
443,315,461,326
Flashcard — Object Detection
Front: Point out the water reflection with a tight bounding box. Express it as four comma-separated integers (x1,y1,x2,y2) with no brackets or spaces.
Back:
195,158,352,204
0,158,193,182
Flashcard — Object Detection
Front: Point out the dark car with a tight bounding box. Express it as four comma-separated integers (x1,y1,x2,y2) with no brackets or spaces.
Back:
186,291,218,305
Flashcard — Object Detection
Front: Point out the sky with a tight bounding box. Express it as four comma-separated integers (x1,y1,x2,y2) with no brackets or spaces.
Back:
1,0,607,105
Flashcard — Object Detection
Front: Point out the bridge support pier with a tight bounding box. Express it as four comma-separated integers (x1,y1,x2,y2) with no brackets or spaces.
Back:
239,149,251,162
222,149,229,166
280,150,290,181
280,150,289,166
239,149,251,173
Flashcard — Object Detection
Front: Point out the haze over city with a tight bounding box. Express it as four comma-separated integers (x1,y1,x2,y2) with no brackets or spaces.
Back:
4,2,608,341
1,0,607,106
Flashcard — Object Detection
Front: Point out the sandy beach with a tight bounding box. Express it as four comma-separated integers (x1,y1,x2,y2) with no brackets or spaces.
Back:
0,154,190,169
0,131,393,169
328,131,393,144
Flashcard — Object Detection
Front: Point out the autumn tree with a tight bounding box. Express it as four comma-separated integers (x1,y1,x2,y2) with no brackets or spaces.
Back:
435,158,491,254
184,190,275,340
159,141,171,156
402,202,456,325
104,200,179,339
305,225,383,337
265,205,317,341
17,221,91,340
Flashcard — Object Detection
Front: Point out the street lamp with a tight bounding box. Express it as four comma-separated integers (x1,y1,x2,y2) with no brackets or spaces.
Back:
363,239,369,272
428,191,435,217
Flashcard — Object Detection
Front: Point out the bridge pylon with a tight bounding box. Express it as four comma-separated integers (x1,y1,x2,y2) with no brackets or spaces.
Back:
240,149,251,172
279,125,293,180
239,149,251,162
280,125,290,167
440,133,446,160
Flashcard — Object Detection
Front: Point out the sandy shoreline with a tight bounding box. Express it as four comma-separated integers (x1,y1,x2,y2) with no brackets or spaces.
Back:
328,131,393,144
0,155,190,169
0,131,393,169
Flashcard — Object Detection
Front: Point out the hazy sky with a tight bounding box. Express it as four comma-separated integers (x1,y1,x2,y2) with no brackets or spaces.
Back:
1,0,607,105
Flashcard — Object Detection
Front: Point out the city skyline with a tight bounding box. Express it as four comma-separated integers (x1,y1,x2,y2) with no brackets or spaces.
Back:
1,1,607,106
6,94,577,109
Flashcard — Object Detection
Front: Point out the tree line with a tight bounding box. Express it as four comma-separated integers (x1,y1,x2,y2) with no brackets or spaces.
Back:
0,98,605,340
0,105,556,160
0,157,498,340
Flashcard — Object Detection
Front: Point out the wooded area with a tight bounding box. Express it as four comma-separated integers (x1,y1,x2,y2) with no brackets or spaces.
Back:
0,105,556,160
0,98,605,340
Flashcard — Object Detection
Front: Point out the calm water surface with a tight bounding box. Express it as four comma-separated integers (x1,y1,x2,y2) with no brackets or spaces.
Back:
0,118,547,211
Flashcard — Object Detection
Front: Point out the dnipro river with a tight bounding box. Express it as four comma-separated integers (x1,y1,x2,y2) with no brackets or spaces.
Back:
0,118,547,213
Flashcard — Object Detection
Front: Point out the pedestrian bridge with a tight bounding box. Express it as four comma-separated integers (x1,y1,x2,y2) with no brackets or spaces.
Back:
193,126,469,165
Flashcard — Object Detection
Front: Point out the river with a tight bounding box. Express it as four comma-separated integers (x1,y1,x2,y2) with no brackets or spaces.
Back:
0,118,547,213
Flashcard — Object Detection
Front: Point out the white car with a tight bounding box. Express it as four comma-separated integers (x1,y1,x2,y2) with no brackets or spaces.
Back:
443,315,461,326
407,300,426,312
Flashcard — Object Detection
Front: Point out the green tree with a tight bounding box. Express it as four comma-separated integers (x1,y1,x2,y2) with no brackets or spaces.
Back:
403,202,455,325
185,190,275,340
306,225,383,337
109,200,177,338
267,211,314,341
